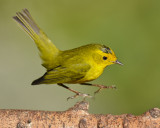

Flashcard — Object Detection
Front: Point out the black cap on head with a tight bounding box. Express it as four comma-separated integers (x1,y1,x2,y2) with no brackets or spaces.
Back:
101,45,112,54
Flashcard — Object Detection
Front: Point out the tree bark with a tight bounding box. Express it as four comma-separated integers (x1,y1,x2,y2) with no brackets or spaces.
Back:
0,101,159,128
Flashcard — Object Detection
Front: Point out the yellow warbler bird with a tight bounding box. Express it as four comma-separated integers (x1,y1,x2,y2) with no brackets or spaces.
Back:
13,9,122,99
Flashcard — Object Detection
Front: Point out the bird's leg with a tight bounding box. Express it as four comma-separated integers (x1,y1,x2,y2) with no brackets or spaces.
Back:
57,83,92,100
80,83,116,95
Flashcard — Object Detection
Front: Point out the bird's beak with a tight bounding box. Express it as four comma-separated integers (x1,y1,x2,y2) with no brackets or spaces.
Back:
114,60,123,65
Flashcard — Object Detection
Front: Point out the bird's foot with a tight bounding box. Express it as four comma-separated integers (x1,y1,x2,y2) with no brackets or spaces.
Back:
67,92,92,100
94,85,116,95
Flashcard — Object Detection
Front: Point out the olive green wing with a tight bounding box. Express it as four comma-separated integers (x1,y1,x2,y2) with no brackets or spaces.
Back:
32,63,91,85
13,9,60,70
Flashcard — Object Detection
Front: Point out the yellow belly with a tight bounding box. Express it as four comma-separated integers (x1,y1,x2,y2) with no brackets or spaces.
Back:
76,65,104,83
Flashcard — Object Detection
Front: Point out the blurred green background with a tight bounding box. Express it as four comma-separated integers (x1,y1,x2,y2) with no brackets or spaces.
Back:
0,0,160,115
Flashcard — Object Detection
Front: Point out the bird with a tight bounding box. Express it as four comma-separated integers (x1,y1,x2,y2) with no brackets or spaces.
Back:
13,9,123,99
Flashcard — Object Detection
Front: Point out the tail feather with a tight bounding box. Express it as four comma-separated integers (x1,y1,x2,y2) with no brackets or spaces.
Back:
20,9,40,34
13,9,60,70
13,16,31,36
13,9,40,40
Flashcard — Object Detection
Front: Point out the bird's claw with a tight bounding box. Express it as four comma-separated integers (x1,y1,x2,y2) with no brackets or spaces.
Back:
110,85,117,89
94,85,117,95
67,92,92,100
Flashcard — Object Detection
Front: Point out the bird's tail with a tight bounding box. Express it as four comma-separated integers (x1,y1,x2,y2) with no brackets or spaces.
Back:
13,9,60,70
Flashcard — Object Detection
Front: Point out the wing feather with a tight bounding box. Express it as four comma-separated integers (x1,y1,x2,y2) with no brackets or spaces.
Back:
32,63,90,84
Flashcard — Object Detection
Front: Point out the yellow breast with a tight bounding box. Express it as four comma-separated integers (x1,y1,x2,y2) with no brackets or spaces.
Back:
76,63,104,83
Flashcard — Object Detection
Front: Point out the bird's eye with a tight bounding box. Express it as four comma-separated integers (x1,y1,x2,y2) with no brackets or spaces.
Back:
103,56,107,60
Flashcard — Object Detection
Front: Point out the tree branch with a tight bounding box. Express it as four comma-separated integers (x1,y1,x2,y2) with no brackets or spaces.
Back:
0,101,159,128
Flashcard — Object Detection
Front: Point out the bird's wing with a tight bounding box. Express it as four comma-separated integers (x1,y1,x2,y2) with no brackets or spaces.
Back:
32,63,91,85
13,9,60,70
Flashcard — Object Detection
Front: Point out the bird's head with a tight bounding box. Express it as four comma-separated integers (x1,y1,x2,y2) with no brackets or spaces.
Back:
93,44,123,68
